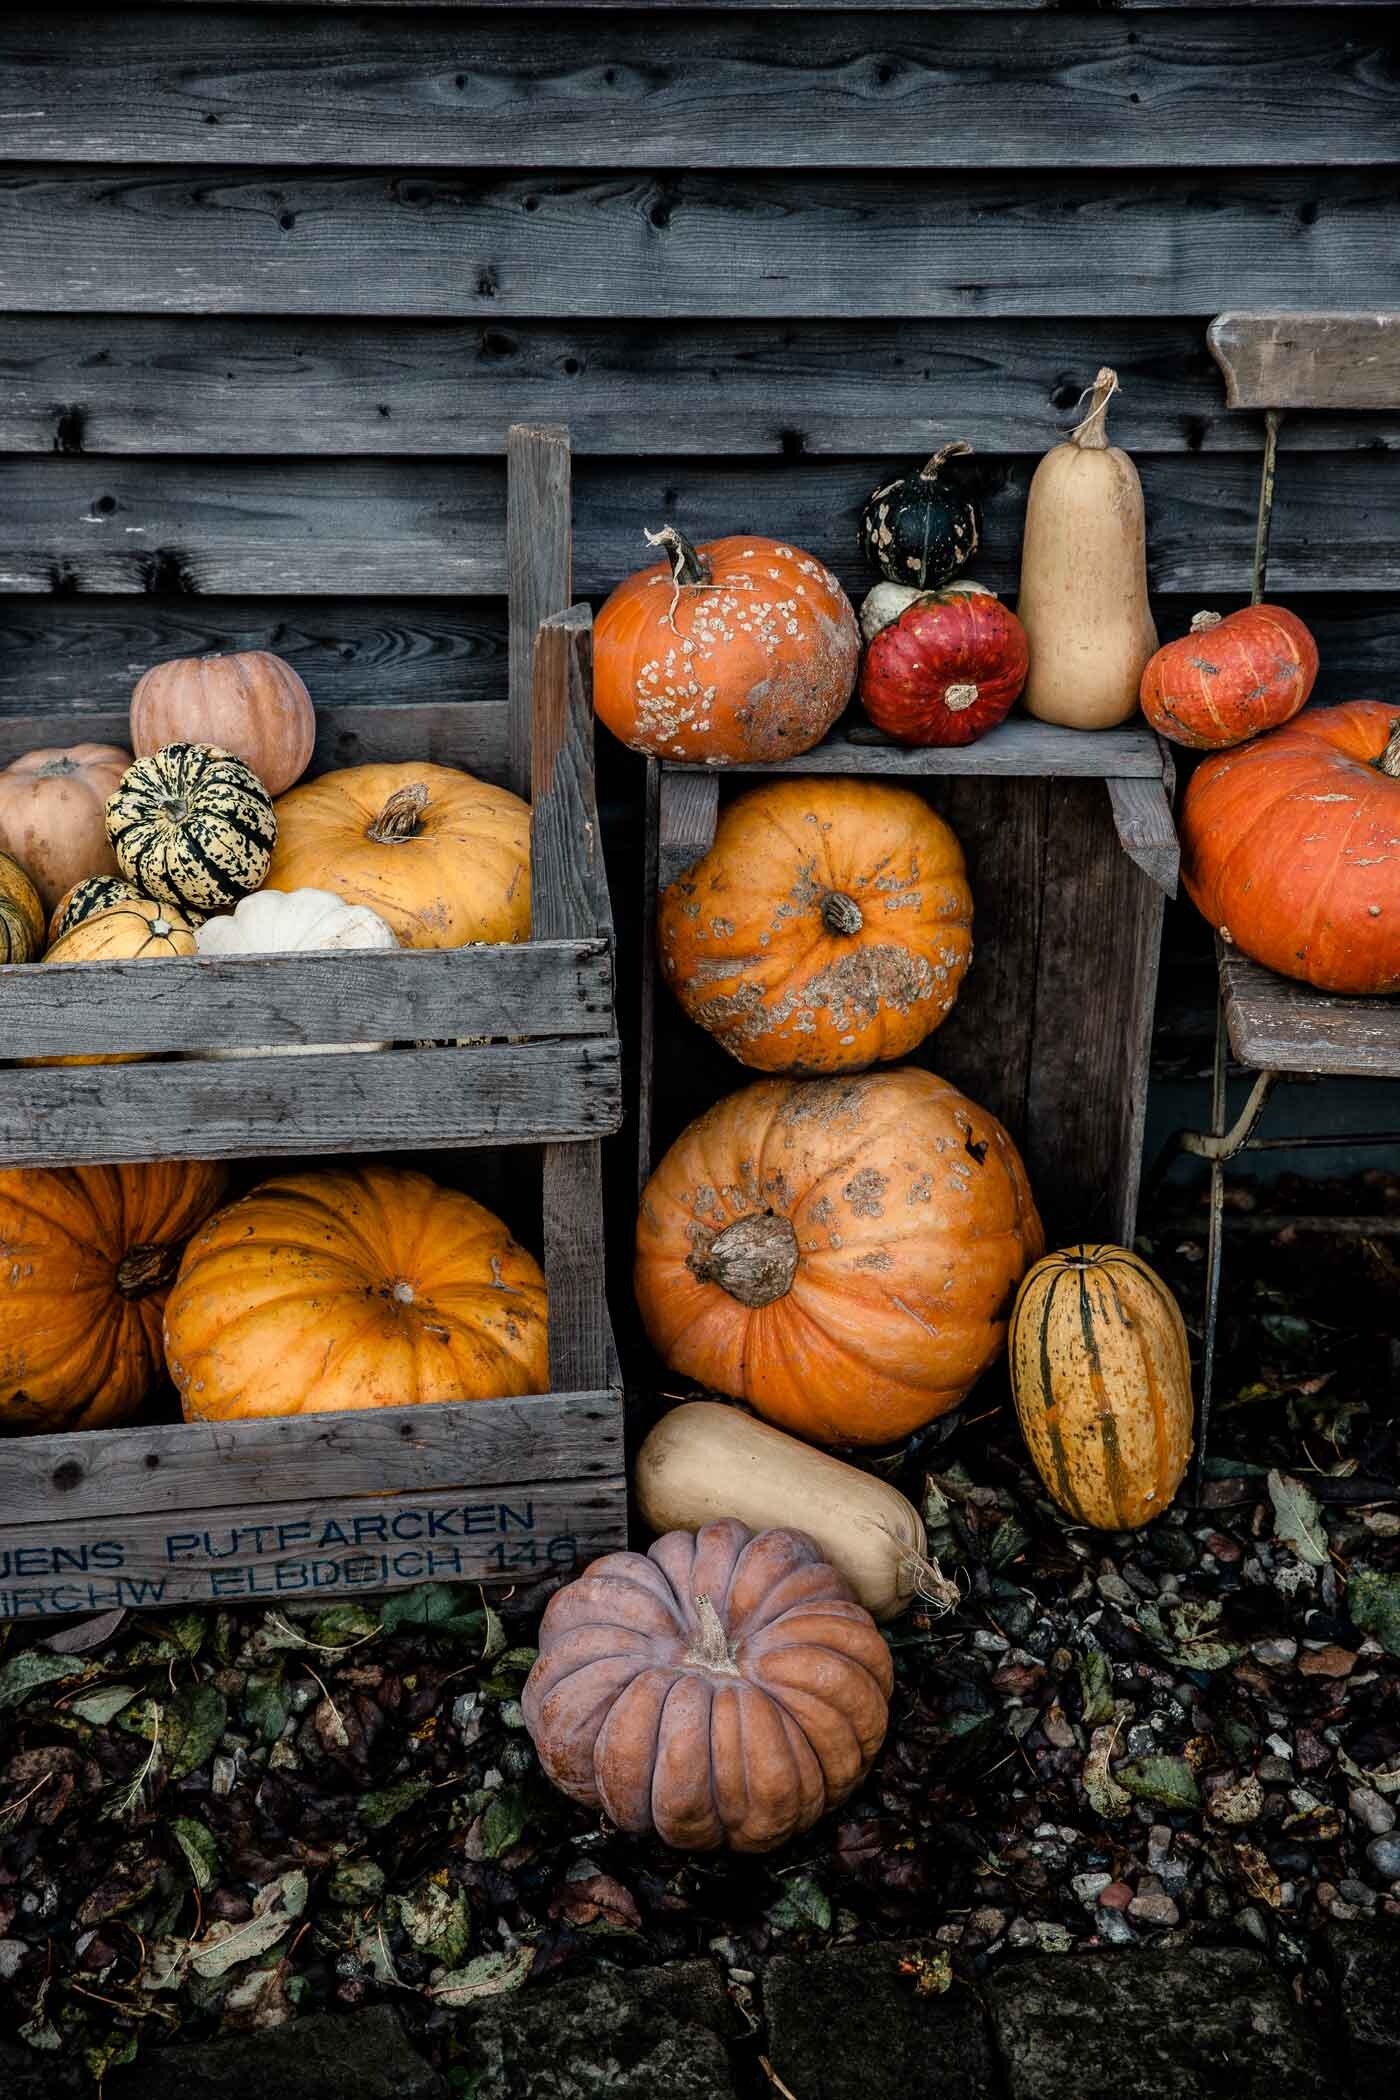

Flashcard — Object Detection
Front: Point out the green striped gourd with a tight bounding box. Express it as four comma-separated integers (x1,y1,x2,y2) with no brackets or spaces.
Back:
106,743,276,917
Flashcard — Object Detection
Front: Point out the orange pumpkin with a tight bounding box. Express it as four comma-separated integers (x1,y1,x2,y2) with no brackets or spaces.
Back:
658,779,972,1073
165,1164,548,1422
523,1519,893,1852
635,1068,1043,1446
0,743,130,915
0,1161,228,1431
264,762,530,949
0,850,46,965
131,649,315,796
1181,700,1400,994
34,899,198,1068
594,528,859,763
1140,604,1318,750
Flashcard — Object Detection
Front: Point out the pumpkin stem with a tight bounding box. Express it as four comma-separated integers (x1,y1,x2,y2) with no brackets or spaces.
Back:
694,1212,799,1309
644,524,713,588
918,439,974,481
684,1592,740,1675
1070,367,1120,451
1189,610,1224,634
367,783,429,844
1377,721,1400,780
944,683,980,712
116,1241,183,1299
820,891,864,936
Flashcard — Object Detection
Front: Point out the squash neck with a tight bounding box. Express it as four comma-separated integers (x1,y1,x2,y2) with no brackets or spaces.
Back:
683,1593,740,1676
367,783,429,844
694,1212,799,1309
644,524,712,588
918,439,974,482
1377,721,1400,780
117,1242,183,1299
1070,367,1119,451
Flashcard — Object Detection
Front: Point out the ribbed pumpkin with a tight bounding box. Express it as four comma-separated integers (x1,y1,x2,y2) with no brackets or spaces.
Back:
165,1164,548,1422
859,582,1029,748
106,744,276,915
0,850,46,965
48,875,144,946
859,441,981,590
594,529,859,764
1140,604,1318,750
658,778,972,1073
0,743,130,916
264,763,530,950
636,1068,1043,1447
1181,701,1400,995
523,1519,893,1853
131,649,315,796
0,1161,228,1432
36,899,198,1066
1009,1245,1193,1531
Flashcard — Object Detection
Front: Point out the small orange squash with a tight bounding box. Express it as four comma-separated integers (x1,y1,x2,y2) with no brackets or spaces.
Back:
1140,604,1317,750
131,649,315,796
658,778,972,1073
0,743,130,915
1010,1244,1193,1530
35,899,198,1067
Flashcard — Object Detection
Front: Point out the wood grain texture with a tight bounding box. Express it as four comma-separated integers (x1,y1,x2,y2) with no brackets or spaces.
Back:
10,315,1399,456
0,167,1391,318
0,1039,622,1168
507,423,571,797
657,770,720,889
0,940,611,1058
6,453,1398,599
1107,773,1180,897
1209,312,1400,410
0,1390,624,1525
1219,944,1400,1076
5,10,1394,168
684,718,1166,780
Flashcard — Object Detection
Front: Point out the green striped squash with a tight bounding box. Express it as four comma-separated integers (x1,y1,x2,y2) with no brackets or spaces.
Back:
105,743,276,916
48,874,144,946
1009,1244,1193,1531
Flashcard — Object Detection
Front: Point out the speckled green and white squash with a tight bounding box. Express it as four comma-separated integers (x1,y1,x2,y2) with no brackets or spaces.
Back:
859,441,981,591
105,744,276,916
47,874,145,947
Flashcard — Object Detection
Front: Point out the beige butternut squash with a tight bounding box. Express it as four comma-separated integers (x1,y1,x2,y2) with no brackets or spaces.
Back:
634,1399,930,1620
1017,368,1157,729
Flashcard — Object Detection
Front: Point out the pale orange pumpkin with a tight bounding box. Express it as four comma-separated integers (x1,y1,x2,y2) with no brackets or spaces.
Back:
264,762,530,949
131,649,315,795
165,1164,548,1422
34,898,198,1067
635,1067,1043,1446
0,1161,229,1432
0,744,130,915
658,778,972,1073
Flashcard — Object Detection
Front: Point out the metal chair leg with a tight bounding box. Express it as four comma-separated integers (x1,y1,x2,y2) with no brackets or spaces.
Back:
1191,1000,1230,1494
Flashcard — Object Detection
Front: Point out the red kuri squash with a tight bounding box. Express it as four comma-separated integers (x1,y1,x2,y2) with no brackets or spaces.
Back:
859,582,1029,747
1140,604,1318,750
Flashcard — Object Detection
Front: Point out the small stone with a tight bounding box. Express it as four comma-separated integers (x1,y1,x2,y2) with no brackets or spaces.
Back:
1258,1757,1293,1782
1316,1883,1340,1908
1237,1906,1271,1945
1094,1906,1136,1945
1127,1890,1180,1927
1367,1836,1400,1881
211,1755,238,1796
1096,1881,1134,1912
1298,1644,1356,1678
1042,1704,1077,1750
1126,1724,1157,1756
1208,1774,1265,1826
1072,1872,1112,1906
1296,1728,1331,1773
1252,1637,1297,1668
969,1907,1008,1940
1338,1879,1377,1912
1352,1788,1397,1837
1329,1900,1361,1922
1006,1917,1038,1948
1206,1532,1243,1564
1034,1922,1074,1954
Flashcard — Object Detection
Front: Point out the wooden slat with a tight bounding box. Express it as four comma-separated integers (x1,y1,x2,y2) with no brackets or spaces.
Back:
5,11,1394,169
5,454,1398,599
1210,312,1400,411
140,2,1400,13
508,425,571,799
657,772,721,890
0,167,1390,318
0,1038,622,1167
0,940,610,1058
1107,771,1179,897
683,719,1166,780
1219,944,1400,1077
0,1390,622,1525
10,315,1400,457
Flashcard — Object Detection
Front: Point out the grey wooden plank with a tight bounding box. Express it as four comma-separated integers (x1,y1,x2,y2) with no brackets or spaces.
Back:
0,940,610,1058
508,425,571,800
0,1473,629,1619
1210,312,1400,411
1219,943,1400,1077
5,11,1393,169
136,2,1400,12
6,453,1399,599
0,596,508,720
657,770,720,890
679,719,1166,780
0,167,1390,318
0,1390,623,1526
10,315,1399,456
0,1038,622,1168
1107,774,1179,898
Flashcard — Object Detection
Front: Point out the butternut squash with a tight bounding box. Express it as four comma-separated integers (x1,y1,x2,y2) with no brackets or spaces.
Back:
1017,368,1157,729
634,1400,930,1620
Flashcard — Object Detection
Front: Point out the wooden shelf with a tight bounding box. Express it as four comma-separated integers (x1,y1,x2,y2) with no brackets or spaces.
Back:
1219,942,1400,1079
659,716,1166,780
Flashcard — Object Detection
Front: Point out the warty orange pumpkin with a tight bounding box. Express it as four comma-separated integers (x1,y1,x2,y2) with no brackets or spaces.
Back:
0,1161,228,1432
658,778,972,1073
523,1518,893,1852
635,1067,1043,1446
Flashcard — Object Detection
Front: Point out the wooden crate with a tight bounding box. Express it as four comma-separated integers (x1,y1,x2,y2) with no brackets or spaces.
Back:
641,717,1179,1249
0,425,628,1622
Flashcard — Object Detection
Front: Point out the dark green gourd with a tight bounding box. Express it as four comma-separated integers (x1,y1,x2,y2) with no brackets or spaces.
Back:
859,441,981,590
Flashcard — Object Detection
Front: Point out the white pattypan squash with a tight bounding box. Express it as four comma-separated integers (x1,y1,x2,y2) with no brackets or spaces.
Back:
189,885,399,1059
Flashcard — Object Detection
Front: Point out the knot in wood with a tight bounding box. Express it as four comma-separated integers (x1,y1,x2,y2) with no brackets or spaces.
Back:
697,1211,799,1309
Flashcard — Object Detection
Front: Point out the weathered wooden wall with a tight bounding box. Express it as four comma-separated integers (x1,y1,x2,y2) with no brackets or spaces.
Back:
2,1,1395,1224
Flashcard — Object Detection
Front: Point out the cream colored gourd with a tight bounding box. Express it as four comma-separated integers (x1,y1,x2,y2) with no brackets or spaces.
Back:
1018,368,1157,729
634,1399,929,1620
190,886,399,1059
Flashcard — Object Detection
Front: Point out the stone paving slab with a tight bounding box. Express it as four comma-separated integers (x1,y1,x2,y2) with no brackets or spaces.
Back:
1329,1921,1400,2100
112,2006,445,2100
765,1942,1000,2100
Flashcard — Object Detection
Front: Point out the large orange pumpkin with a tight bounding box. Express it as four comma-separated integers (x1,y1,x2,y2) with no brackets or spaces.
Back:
635,1068,1043,1446
0,1162,228,1432
1140,604,1318,750
264,762,530,949
0,744,130,916
594,528,859,763
1181,700,1400,994
658,779,972,1073
523,1519,893,1853
164,1164,548,1422
131,649,315,796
